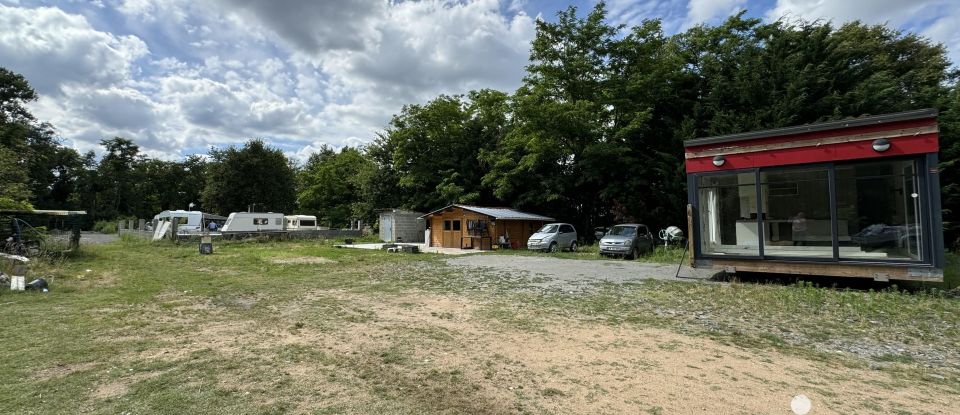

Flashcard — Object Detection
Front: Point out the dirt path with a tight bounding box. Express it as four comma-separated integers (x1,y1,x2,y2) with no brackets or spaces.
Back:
447,254,716,290
116,289,952,414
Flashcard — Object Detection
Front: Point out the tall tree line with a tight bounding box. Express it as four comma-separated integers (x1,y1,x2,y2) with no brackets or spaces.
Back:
1,3,958,247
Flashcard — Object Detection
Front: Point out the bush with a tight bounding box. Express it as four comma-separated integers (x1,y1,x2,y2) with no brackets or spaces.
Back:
92,220,117,234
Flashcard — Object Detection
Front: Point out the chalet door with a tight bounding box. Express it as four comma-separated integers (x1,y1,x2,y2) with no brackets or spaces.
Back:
430,218,442,247
440,219,462,248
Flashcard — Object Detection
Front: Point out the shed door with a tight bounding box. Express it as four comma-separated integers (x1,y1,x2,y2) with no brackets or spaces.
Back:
431,217,443,246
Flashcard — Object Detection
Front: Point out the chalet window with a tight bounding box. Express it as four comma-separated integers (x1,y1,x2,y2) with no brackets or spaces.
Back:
760,167,833,258
836,160,922,261
452,220,461,231
444,220,451,231
696,158,927,263
697,172,759,256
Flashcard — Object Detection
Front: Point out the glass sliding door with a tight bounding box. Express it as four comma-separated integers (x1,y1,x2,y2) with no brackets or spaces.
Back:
759,168,834,258
835,160,923,261
697,172,759,256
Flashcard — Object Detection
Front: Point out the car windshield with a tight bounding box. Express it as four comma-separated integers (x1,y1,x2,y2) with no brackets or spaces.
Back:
537,224,558,233
608,226,637,237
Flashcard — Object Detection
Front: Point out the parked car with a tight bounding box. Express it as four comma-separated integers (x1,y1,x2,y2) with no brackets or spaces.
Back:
599,224,655,259
527,223,578,252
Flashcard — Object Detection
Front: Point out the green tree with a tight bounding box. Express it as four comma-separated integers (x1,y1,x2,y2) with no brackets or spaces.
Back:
0,67,38,209
298,146,373,227
132,156,207,216
482,3,621,231
0,146,31,209
0,67,36,126
381,90,508,211
940,82,960,249
202,139,296,215
25,124,86,210
96,137,145,219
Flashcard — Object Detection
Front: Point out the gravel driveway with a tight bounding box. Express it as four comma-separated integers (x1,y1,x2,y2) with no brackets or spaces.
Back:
446,254,716,291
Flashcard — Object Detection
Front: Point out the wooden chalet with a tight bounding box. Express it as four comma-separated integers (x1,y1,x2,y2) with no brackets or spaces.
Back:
420,205,554,250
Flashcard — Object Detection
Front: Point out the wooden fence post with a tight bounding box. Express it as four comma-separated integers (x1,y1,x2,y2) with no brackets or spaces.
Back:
687,204,695,267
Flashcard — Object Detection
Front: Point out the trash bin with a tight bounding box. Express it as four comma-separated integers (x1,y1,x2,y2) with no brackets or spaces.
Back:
199,236,213,255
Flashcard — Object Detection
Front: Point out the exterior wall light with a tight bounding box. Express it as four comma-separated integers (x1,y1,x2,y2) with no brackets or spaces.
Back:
872,138,891,152
712,155,726,167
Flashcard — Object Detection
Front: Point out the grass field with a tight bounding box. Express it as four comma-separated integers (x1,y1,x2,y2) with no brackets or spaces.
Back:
1,239,957,414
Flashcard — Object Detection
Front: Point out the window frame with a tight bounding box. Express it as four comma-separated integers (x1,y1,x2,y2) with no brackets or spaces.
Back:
691,156,932,265
757,163,836,263
695,168,763,260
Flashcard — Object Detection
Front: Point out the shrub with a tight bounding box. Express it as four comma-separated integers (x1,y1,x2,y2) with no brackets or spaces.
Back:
92,220,117,234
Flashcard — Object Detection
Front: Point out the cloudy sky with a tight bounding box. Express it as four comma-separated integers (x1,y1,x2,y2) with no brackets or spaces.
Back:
1,0,958,161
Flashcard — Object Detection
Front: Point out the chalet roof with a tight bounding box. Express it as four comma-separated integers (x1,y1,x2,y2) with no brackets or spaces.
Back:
420,204,554,221
683,108,938,148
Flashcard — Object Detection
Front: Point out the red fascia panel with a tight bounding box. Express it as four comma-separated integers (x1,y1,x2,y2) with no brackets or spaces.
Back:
684,118,937,154
685,133,938,173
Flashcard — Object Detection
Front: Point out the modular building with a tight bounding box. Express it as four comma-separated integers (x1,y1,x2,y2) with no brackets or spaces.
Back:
420,205,553,250
378,209,425,243
684,109,944,281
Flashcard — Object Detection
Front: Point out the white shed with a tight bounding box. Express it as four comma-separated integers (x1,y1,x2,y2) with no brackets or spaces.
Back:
379,209,425,243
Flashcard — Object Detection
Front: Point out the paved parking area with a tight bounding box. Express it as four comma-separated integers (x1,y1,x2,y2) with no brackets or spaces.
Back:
446,254,717,290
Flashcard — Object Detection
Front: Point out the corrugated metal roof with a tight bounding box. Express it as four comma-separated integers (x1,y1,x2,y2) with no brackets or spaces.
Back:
420,204,554,221
683,108,938,148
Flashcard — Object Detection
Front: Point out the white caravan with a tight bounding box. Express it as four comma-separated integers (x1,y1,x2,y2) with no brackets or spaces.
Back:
285,215,318,231
221,212,285,232
153,210,204,234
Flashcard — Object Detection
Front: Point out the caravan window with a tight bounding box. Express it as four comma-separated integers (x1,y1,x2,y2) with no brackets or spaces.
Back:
253,218,269,225
300,220,316,227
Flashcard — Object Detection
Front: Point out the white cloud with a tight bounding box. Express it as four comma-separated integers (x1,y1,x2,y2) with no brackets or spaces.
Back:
685,0,746,27
0,4,148,94
0,1,538,162
308,0,535,136
217,0,385,52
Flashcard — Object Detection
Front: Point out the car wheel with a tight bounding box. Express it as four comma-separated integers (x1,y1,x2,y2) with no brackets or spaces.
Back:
628,247,639,260
569,241,578,252
548,242,558,253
